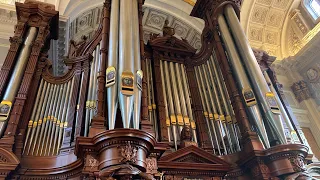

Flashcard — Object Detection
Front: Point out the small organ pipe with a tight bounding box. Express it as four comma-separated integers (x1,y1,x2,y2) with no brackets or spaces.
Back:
25,81,48,155
0,27,38,136
118,0,134,128
169,62,183,133
132,0,142,129
164,61,178,150
149,60,158,138
217,14,270,148
195,67,217,154
30,83,51,155
160,60,171,142
224,5,286,144
23,79,44,154
199,65,226,154
35,84,55,155
181,64,197,143
175,63,190,129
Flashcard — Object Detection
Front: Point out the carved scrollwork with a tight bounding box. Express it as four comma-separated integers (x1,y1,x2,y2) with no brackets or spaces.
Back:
289,155,307,172
118,142,138,163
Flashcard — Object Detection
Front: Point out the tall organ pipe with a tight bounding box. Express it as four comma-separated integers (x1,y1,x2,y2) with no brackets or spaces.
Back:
91,45,100,120
160,60,171,142
0,27,38,136
195,67,219,155
199,65,227,154
118,0,134,128
149,61,158,137
181,64,197,143
263,71,296,140
146,59,153,123
224,5,286,145
217,14,270,148
164,61,178,150
132,0,142,129
106,0,119,130
85,53,95,136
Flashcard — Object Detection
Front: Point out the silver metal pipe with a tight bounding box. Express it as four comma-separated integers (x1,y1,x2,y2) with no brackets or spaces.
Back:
199,65,226,154
263,71,295,138
206,60,234,153
224,5,286,144
132,0,142,130
91,45,100,120
119,0,134,128
149,60,158,138
164,61,178,150
42,84,58,156
217,14,270,148
106,0,119,130
75,72,84,132
169,62,183,133
160,60,171,142
181,64,197,143
35,83,55,155
30,82,51,155
84,52,95,136
195,67,217,154
23,79,44,154
26,81,48,155
52,82,68,155
146,59,153,124
0,27,38,136
175,63,190,128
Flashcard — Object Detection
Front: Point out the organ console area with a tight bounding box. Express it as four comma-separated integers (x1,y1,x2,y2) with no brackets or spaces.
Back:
0,0,314,179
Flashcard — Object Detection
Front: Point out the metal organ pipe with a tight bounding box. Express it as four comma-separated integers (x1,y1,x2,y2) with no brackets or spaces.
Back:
84,51,95,136
224,5,286,145
217,14,270,148
132,0,142,129
149,60,158,137
106,0,119,130
181,64,197,143
118,0,134,128
160,60,171,142
195,67,218,154
210,57,241,151
164,61,178,150
0,27,38,136
263,71,296,141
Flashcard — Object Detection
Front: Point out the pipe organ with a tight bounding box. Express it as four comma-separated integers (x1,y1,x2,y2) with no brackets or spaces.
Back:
0,0,314,179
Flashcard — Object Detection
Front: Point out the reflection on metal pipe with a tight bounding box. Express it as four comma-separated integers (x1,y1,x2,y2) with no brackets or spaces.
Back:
217,14,270,148
106,0,119,130
224,5,286,145
0,27,38,136
195,67,218,155
164,61,178,150
119,0,134,128
160,60,171,142
149,60,158,138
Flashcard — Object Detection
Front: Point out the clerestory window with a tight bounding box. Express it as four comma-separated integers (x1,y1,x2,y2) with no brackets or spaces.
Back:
304,0,320,21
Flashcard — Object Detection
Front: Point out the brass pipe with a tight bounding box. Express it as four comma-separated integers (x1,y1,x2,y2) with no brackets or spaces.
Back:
23,79,44,155
164,61,178,150
160,60,171,142
25,81,48,155
30,82,52,155
106,0,119,130
41,84,58,156
0,27,38,136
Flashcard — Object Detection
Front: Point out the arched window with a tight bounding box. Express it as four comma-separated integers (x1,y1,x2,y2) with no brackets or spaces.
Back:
304,0,320,21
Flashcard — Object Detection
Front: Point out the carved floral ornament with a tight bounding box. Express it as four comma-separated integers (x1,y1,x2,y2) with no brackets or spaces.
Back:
118,142,138,163
291,80,311,102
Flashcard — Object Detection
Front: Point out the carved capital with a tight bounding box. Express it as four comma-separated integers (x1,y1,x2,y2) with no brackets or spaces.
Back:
291,81,311,102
